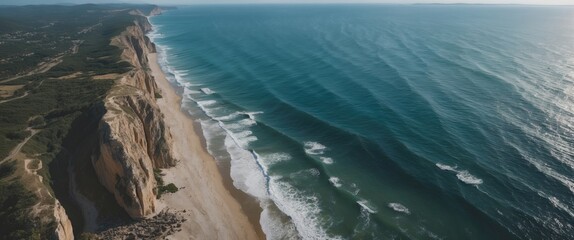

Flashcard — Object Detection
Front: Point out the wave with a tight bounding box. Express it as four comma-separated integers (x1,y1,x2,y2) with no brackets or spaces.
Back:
201,87,215,95
197,99,218,107
436,163,483,185
436,163,457,171
320,157,334,165
357,200,377,214
271,178,343,240
388,203,410,215
148,19,343,240
182,83,337,239
258,152,292,166
304,141,327,155
329,177,342,188
456,171,484,185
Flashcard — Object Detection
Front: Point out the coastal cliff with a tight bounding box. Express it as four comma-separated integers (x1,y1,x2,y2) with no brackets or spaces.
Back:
54,200,74,240
92,10,176,219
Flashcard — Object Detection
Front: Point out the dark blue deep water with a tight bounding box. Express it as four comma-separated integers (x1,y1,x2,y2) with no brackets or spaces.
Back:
149,5,574,239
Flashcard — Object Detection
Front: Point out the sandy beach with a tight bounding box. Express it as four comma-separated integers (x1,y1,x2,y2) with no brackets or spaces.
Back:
148,52,261,239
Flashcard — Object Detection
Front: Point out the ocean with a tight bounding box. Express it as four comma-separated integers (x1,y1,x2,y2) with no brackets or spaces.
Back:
148,5,574,239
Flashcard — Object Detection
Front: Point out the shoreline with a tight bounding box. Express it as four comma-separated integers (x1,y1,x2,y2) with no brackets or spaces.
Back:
147,51,264,239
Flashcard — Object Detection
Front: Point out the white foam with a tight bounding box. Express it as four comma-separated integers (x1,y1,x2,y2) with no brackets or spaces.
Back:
225,135,268,199
436,163,483,185
215,112,243,121
308,168,321,177
224,123,247,131
234,130,254,139
173,71,186,83
329,177,342,188
259,200,300,240
174,69,189,77
545,194,574,218
147,32,164,40
246,111,264,120
182,82,202,88
456,171,483,185
350,183,360,195
388,203,410,214
233,130,258,147
320,157,334,165
197,100,218,107
304,141,327,155
259,152,292,166
201,87,215,95
436,163,456,171
183,87,201,96
238,118,257,127
357,200,378,214
269,178,343,240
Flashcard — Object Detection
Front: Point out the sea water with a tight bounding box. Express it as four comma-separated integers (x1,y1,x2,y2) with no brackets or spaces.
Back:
149,4,574,239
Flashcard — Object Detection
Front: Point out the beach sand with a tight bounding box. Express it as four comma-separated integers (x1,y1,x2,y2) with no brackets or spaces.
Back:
148,53,262,239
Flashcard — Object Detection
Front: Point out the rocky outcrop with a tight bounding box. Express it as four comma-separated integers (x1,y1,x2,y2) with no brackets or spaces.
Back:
110,19,155,70
149,7,163,17
95,209,185,239
92,15,175,219
53,200,74,240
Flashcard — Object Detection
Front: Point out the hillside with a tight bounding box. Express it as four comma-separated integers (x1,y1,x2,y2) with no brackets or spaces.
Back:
0,4,177,239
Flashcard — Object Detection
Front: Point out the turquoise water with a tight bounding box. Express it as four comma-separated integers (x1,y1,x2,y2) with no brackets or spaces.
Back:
149,5,574,239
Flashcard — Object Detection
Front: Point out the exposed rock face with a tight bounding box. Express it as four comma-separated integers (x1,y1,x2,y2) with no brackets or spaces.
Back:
95,209,185,240
111,19,156,70
92,16,175,219
53,200,74,240
152,7,163,16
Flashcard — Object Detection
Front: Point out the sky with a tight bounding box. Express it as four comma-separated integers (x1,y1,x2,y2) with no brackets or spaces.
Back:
0,0,572,5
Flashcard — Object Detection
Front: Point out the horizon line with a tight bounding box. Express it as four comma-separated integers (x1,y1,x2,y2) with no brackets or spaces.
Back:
2,2,574,6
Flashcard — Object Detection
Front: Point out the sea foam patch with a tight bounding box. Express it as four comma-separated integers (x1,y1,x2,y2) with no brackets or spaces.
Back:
201,87,215,95
436,163,483,185
388,203,410,215
304,141,327,155
269,177,343,240
357,200,377,214
329,177,342,188
320,157,334,165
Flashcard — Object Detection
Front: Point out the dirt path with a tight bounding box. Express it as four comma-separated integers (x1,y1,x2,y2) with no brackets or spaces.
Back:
0,40,82,84
0,58,62,84
25,158,54,217
0,127,39,165
0,91,30,104
0,79,45,105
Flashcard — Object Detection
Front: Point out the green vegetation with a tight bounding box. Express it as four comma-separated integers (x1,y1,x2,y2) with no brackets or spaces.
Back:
154,169,178,198
0,4,153,79
0,162,49,239
79,232,101,240
0,3,160,238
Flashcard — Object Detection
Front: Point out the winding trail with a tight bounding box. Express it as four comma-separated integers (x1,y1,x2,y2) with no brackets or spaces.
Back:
0,91,30,105
0,40,82,84
0,58,62,84
0,127,40,165
0,79,45,105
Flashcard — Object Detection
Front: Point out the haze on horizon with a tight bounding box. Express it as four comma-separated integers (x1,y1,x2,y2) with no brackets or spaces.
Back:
0,0,572,5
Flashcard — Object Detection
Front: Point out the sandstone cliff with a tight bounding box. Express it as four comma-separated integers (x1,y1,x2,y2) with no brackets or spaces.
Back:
54,200,74,240
92,10,176,220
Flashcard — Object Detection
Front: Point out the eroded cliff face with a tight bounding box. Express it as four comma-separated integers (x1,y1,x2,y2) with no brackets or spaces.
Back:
92,12,176,219
54,200,74,240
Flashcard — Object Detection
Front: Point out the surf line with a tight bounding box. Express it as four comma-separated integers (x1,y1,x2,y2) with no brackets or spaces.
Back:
251,150,271,195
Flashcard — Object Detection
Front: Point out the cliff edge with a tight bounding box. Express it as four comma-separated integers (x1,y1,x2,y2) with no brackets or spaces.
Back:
92,10,176,220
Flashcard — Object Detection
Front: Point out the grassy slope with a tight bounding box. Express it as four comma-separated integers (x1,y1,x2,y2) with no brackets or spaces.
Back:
0,4,155,239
